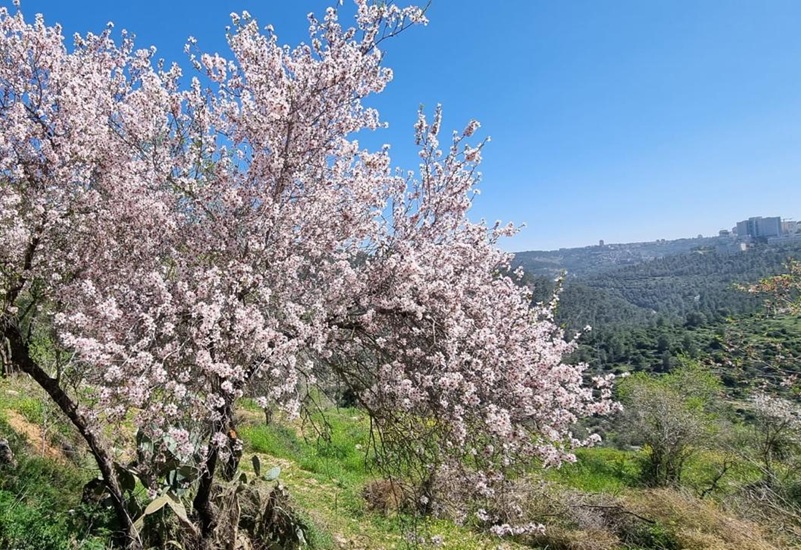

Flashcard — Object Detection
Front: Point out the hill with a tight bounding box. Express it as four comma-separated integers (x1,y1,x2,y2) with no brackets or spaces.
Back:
513,237,801,384
514,238,801,331
512,235,739,279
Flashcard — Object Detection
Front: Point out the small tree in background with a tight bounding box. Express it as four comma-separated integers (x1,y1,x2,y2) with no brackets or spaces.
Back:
617,361,722,487
0,1,615,547
743,259,801,316
748,393,801,487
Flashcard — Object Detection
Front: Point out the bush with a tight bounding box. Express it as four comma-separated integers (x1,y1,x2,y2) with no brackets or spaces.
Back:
616,362,724,487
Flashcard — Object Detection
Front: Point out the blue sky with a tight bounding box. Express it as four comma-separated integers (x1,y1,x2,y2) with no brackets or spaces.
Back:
16,0,801,251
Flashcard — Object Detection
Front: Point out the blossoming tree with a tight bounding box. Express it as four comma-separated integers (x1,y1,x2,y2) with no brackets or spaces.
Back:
0,1,614,546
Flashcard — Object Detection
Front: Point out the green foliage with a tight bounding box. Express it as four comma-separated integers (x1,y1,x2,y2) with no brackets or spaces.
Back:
0,419,109,549
616,362,724,487
0,490,74,550
743,258,801,315
549,447,640,492
516,240,801,384
616,361,722,406
715,313,801,394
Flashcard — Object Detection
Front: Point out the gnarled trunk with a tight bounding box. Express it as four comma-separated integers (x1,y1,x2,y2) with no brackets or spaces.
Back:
2,317,142,549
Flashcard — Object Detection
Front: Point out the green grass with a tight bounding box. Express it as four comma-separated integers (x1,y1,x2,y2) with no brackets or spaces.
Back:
0,376,75,441
240,406,372,484
236,408,534,549
0,377,43,421
548,447,641,493
548,445,767,500
238,407,375,535
0,417,111,550
679,448,763,496
16,398,45,425
241,421,305,459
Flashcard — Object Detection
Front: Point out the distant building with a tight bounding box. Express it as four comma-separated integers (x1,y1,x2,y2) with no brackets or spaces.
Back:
783,220,800,236
735,216,782,240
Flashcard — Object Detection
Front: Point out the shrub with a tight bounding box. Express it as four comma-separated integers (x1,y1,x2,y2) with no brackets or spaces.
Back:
616,362,723,486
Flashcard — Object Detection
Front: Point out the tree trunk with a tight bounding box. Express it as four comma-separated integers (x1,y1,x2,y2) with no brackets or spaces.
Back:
193,399,236,539
2,317,142,549
193,442,220,538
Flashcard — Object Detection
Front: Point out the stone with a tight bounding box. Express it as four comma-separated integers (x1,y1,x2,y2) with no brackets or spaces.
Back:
0,438,16,468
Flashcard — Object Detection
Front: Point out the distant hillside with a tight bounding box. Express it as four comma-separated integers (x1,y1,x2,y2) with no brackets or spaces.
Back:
514,237,801,332
582,244,796,319
513,238,801,382
513,235,739,278
522,274,654,331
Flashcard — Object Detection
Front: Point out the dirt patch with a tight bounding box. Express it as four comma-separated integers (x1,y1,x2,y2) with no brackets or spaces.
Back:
5,410,67,462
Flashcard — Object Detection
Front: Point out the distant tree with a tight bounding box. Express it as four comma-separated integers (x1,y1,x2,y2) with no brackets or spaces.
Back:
659,350,674,373
656,333,671,354
617,362,722,486
685,311,707,329
0,2,615,547
681,333,698,358
744,259,801,315
748,393,801,486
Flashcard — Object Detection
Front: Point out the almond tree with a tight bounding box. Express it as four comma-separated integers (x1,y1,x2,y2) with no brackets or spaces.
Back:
749,393,801,485
0,1,615,546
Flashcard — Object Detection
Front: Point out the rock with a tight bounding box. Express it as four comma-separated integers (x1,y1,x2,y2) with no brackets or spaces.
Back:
0,438,16,468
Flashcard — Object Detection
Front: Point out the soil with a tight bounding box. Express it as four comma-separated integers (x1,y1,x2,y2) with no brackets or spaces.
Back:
5,409,67,462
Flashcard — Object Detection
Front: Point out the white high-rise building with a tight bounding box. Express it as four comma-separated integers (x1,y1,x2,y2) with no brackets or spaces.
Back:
735,216,782,240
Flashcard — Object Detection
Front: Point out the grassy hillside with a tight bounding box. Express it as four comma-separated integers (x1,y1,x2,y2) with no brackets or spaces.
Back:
2,372,800,549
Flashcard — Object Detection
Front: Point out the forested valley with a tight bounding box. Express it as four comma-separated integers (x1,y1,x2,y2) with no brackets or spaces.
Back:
514,238,801,392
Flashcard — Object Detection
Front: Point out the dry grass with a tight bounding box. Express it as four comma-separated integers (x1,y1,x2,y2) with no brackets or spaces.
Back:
362,478,409,516
722,483,801,548
625,488,781,550
530,526,620,550
512,483,784,550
